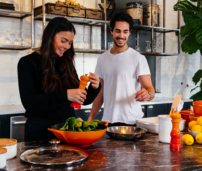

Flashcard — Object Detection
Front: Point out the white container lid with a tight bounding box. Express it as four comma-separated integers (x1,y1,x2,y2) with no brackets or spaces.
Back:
0,148,7,154
0,139,17,147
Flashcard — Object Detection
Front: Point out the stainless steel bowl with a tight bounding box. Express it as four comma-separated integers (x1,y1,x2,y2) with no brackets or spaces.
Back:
106,126,147,140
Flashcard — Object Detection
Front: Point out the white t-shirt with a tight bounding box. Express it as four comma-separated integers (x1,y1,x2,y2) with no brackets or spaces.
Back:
95,47,151,124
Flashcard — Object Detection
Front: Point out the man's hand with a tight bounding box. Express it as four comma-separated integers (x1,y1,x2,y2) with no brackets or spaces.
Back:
135,88,151,102
89,72,100,89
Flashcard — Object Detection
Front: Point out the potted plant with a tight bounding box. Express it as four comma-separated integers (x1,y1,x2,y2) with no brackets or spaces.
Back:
174,0,202,101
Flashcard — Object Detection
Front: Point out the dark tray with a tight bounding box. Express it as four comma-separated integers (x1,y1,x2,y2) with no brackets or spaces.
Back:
85,8,103,20
67,6,85,18
34,3,67,16
0,2,15,10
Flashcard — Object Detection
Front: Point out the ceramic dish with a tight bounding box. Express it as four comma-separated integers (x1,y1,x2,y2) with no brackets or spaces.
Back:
188,129,201,138
48,121,108,147
0,148,7,169
136,116,185,134
0,139,17,160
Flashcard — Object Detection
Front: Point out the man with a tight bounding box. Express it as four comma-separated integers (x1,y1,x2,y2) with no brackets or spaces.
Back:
88,12,155,126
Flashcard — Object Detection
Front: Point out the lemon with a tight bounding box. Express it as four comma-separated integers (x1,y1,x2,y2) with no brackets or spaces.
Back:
197,117,202,126
182,134,190,143
195,133,202,144
182,134,194,145
189,121,197,130
191,125,202,132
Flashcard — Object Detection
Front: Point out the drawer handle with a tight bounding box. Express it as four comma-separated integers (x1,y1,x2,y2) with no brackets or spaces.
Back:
85,110,91,113
148,106,153,109
91,10,98,15
73,7,80,13
85,109,102,113
12,121,26,125
54,5,62,11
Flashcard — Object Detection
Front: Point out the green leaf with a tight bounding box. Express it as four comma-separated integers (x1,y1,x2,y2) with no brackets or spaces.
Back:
200,80,202,90
192,69,202,85
190,0,198,2
191,86,200,92
190,27,200,35
174,1,202,14
180,25,193,37
195,28,202,44
190,91,202,102
183,14,202,28
181,34,202,54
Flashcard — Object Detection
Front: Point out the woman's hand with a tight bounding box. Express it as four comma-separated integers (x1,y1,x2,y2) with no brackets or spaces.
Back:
67,89,87,105
89,72,100,89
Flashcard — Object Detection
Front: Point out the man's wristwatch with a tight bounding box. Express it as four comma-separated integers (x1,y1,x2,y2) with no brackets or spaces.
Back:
148,91,152,100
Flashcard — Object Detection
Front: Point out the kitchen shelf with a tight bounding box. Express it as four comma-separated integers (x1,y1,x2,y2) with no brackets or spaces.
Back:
140,52,179,56
32,47,105,54
0,45,32,50
0,9,32,19
34,13,106,26
106,23,180,33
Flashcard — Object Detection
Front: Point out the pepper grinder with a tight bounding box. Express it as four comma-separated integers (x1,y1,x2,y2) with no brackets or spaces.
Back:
70,74,90,110
170,113,181,149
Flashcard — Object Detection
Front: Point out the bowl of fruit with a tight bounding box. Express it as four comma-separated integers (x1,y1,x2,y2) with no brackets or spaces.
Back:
48,117,108,147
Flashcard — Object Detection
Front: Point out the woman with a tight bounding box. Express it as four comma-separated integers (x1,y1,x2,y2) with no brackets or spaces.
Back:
17,17,101,142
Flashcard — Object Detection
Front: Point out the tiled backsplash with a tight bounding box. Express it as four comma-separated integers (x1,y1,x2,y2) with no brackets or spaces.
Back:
0,0,201,106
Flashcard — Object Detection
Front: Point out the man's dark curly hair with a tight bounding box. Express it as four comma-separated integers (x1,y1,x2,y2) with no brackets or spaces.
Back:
110,12,134,31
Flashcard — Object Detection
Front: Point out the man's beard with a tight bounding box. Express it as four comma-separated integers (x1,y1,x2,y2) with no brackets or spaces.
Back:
113,38,127,47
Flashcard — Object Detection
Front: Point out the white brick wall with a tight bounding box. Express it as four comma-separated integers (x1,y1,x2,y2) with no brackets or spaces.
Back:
155,0,201,99
0,0,200,105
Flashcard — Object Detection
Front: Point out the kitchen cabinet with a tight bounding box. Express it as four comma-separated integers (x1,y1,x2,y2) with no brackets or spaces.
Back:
75,108,103,121
167,101,191,112
144,101,192,118
0,114,25,140
146,104,168,117
141,105,146,118
0,115,9,138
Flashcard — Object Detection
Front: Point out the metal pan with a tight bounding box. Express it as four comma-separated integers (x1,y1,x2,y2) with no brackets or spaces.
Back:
106,126,147,140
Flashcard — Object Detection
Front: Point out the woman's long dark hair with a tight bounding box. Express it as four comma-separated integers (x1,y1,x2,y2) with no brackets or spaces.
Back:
40,17,79,93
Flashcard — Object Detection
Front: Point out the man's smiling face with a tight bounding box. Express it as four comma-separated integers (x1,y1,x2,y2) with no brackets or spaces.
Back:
110,21,131,48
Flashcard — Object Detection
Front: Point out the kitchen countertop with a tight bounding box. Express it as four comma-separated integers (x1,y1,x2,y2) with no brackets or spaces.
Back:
0,98,193,115
4,130,202,171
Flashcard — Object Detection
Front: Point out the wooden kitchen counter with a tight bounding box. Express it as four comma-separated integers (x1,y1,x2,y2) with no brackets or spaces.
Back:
4,130,202,171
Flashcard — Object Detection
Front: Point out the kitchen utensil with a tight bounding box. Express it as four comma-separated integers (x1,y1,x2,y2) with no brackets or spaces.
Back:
48,121,108,147
136,117,185,134
20,139,88,166
0,139,17,159
189,113,201,121
106,126,147,140
180,109,193,125
188,129,200,138
70,75,90,109
158,115,172,143
170,113,181,149
145,41,151,52
0,148,7,169
135,38,140,51
193,101,202,115
169,95,182,116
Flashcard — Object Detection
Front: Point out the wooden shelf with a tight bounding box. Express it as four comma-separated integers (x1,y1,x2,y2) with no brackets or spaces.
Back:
0,45,31,50
34,13,106,26
0,9,32,19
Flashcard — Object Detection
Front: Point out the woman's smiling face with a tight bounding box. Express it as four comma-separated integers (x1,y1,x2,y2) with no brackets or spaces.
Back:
52,31,75,57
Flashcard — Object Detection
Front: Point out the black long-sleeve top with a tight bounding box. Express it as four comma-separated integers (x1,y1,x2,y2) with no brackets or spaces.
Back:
17,52,101,119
